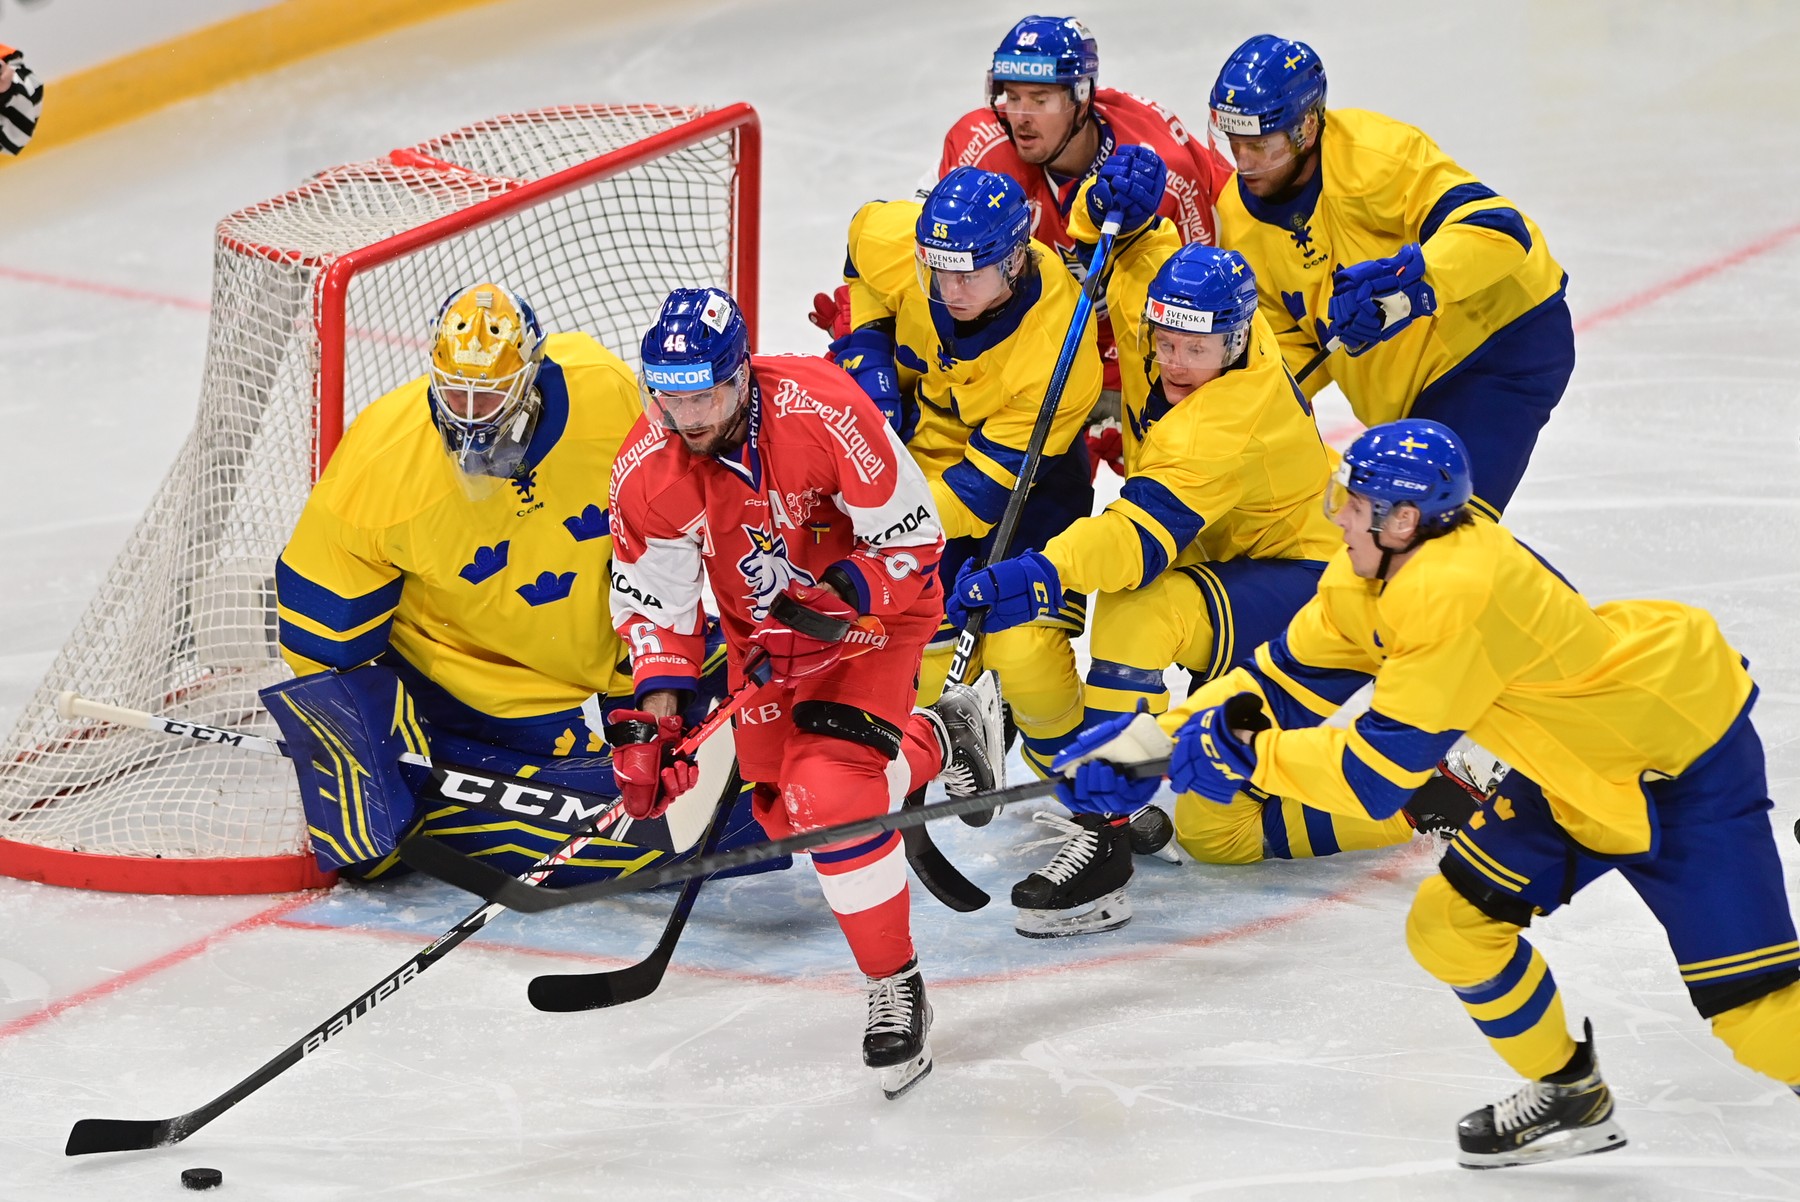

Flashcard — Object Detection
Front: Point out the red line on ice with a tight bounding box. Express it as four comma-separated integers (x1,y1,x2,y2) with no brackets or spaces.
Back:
0,264,210,312
1573,219,1800,334
0,894,317,1042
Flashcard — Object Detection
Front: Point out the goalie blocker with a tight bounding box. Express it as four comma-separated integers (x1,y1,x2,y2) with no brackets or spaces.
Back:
262,658,782,886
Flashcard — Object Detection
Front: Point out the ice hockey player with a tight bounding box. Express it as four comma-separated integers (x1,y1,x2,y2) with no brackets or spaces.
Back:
949,145,1414,937
931,15,1232,474
267,283,760,884
1058,420,1800,1167
606,287,1005,1099
1209,34,1573,517
834,167,1102,782
0,45,42,156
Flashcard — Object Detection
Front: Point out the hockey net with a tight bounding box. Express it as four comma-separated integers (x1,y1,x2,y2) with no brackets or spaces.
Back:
0,103,760,894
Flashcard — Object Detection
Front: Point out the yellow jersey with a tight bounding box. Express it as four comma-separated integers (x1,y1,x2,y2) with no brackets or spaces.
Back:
1168,519,1755,858
276,332,643,718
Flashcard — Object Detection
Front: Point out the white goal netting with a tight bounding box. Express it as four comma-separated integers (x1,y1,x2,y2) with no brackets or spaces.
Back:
0,104,756,892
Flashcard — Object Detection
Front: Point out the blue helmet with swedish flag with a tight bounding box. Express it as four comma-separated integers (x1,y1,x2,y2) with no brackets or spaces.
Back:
915,167,1032,317
1210,34,1326,143
1328,419,1472,535
1144,245,1260,373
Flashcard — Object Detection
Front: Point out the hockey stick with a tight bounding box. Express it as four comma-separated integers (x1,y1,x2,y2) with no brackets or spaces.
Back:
63,671,767,1157
56,692,624,837
401,755,1171,915
1294,337,1341,386
526,773,741,1012
898,210,1129,910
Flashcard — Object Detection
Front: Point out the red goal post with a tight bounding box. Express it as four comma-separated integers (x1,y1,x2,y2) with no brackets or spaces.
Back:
0,103,761,895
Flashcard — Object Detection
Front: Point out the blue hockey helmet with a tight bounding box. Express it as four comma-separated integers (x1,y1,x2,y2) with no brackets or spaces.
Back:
1327,419,1472,535
1210,35,1326,147
638,287,751,437
988,16,1099,107
915,167,1032,316
1144,245,1260,371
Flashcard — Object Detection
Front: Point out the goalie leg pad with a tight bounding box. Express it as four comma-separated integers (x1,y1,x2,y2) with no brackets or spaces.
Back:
261,666,425,872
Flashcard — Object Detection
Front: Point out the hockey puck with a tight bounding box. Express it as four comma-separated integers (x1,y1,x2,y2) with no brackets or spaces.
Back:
1128,803,1175,856
180,1167,222,1190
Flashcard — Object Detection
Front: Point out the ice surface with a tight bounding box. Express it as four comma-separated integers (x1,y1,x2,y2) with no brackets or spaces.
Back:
2,2,1797,1199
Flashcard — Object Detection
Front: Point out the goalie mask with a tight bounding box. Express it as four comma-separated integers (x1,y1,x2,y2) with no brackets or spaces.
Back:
427,283,546,494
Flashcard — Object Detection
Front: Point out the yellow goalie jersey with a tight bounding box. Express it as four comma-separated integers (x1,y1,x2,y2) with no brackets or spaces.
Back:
1218,108,1566,423
842,197,1102,541
1168,519,1756,858
275,332,642,719
1047,209,1340,594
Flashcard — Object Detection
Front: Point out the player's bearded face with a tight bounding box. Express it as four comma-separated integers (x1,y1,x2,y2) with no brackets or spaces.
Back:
1217,112,1319,200
998,83,1079,165
645,369,748,455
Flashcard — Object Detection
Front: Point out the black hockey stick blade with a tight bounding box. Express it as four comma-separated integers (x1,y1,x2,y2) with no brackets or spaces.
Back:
66,1117,182,1156
402,757,1171,914
527,776,740,1012
901,787,988,911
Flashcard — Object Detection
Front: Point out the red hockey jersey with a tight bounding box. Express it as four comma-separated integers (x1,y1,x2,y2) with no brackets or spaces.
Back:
609,355,946,698
937,88,1233,257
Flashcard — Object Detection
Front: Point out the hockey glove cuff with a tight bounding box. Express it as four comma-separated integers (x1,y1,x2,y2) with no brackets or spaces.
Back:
1325,243,1438,355
945,551,1063,633
829,325,904,432
1168,693,1272,804
606,710,695,821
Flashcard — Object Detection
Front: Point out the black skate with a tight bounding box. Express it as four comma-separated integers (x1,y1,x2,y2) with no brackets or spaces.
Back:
923,672,1006,826
1457,1020,1627,1169
1011,811,1133,938
863,958,933,1100
1402,771,1481,838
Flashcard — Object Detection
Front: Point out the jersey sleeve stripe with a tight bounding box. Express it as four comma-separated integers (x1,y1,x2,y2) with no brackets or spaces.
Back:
277,616,391,671
1451,206,1532,253
1352,710,1462,776
1246,635,1371,726
967,426,1030,480
275,558,403,633
941,458,1012,525
1117,475,1206,556
1341,743,1415,819
1420,181,1500,242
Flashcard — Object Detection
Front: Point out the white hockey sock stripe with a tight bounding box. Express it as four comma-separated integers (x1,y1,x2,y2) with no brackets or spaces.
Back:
810,833,906,914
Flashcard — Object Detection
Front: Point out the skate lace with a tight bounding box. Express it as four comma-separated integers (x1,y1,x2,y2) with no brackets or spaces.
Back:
1016,811,1097,886
1492,1080,1555,1133
865,970,917,1036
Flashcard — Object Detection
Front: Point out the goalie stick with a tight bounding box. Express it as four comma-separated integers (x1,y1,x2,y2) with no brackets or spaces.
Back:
63,668,766,1157
909,209,1130,911
527,771,740,1012
401,755,1172,915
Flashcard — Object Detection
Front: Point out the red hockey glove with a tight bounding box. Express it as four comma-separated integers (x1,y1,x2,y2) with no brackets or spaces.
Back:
1085,421,1124,480
606,710,697,820
809,285,852,346
747,582,888,683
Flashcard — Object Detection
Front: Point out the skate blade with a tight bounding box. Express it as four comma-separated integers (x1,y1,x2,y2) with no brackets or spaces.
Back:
1013,888,1131,939
1457,1119,1628,1169
878,1044,934,1100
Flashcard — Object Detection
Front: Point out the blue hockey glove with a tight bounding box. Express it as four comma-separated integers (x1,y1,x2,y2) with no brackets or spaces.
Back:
1050,709,1170,815
1168,693,1272,804
944,550,1063,633
1325,243,1438,356
1088,144,1167,235
1058,760,1159,816
829,326,904,432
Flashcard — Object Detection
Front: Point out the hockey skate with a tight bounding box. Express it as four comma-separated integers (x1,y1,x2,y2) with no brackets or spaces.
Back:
1457,1020,1627,1169
1011,810,1133,938
923,672,1006,826
863,958,933,1100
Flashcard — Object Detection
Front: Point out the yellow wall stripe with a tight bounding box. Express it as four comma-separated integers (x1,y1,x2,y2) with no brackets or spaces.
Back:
6,0,513,164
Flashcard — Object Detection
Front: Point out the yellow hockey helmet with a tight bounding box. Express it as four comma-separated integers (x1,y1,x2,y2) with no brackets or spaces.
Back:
427,284,546,482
